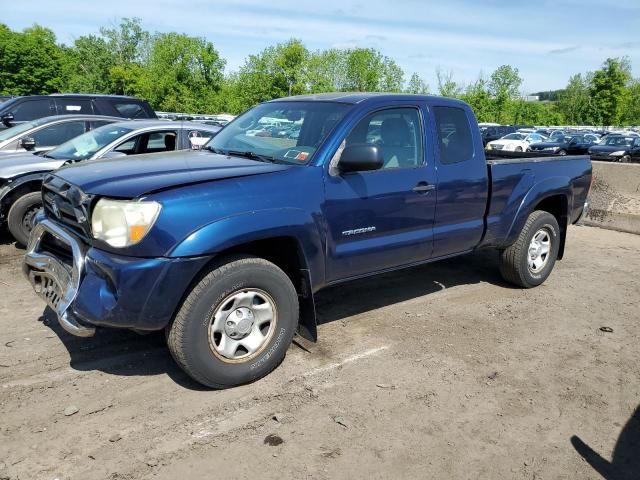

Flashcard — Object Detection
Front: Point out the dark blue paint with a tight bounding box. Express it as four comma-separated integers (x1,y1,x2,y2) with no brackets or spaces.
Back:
45,94,592,332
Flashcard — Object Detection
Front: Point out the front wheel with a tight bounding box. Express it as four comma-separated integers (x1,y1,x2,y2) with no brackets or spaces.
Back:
499,210,560,288
7,191,42,247
167,256,299,388
620,155,631,163
515,146,523,152
557,149,567,156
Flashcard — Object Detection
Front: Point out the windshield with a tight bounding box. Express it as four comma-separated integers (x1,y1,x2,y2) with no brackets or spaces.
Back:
603,136,634,147
0,121,39,142
47,124,133,160
502,133,525,140
204,101,352,164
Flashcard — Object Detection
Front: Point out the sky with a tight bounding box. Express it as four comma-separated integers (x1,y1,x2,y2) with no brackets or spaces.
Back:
1,0,639,93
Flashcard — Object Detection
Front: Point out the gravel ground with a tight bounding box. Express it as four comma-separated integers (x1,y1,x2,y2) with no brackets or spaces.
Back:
0,225,638,480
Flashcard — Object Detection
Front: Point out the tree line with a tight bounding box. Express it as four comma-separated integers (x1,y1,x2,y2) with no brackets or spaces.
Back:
0,18,638,126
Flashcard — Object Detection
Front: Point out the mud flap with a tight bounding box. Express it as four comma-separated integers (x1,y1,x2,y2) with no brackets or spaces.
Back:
297,268,317,342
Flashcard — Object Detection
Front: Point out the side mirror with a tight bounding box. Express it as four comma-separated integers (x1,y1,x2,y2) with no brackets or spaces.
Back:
20,137,36,151
1,112,14,127
338,144,384,173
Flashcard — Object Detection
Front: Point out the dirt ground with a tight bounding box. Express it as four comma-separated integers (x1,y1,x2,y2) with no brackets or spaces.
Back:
0,225,638,480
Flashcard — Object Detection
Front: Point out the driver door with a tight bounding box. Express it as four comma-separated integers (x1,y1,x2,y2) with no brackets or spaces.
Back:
323,105,436,283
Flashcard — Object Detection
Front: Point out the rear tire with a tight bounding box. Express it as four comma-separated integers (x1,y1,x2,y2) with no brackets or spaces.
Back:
500,210,560,288
167,255,299,388
7,191,42,247
515,146,523,152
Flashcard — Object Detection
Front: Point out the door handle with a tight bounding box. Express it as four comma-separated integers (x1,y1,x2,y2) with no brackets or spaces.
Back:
412,183,435,193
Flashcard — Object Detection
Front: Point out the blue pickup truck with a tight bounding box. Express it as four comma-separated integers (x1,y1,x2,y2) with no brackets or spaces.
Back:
23,93,592,388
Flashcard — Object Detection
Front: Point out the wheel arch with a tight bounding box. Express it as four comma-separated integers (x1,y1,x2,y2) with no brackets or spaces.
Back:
506,177,572,259
168,210,324,341
0,173,46,220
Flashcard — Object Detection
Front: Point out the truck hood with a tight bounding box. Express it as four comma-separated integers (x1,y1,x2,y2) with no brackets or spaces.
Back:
53,150,294,198
0,152,66,180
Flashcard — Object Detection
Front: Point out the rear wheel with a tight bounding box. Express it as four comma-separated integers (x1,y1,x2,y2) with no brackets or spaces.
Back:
7,191,42,247
167,256,299,388
500,210,560,288
515,146,523,152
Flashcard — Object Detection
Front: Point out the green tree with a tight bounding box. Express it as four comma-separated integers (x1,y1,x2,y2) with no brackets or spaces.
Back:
489,65,522,123
135,32,225,112
405,73,429,94
64,34,114,93
556,74,591,125
622,79,640,125
305,49,348,92
0,24,67,95
435,68,461,97
461,76,493,122
589,57,632,126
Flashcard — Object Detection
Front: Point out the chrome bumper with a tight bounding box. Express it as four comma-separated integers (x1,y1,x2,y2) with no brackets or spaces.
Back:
23,219,96,337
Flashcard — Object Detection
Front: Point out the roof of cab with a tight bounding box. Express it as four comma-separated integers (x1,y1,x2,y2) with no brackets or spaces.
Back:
268,92,468,106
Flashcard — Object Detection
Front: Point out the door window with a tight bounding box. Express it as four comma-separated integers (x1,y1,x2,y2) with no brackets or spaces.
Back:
55,98,93,115
113,131,178,155
11,100,52,121
434,107,474,165
30,121,86,148
342,108,423,169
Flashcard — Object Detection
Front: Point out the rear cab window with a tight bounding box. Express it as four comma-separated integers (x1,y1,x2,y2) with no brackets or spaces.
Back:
434,106,474,165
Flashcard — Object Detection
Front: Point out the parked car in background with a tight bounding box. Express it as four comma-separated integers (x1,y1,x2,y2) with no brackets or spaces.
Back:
0,115,121,155
486,132,547,152
0,94,157,130
481,125,516,146
528,133,599,155
0,120,220,244
588,135,640,163
22,93,591,388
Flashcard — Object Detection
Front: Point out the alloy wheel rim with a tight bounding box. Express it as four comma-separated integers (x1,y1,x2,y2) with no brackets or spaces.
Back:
527,228,551,273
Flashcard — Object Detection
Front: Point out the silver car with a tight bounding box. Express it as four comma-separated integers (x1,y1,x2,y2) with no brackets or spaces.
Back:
0,120,221,245
0,115,122,155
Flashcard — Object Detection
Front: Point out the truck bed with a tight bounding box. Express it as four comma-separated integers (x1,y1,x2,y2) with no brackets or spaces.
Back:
482,153,592,247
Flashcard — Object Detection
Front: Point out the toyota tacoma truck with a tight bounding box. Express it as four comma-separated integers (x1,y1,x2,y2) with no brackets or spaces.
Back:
23,93,592,388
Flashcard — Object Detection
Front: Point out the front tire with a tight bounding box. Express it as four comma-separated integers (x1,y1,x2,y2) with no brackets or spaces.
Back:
7,191,42,246
500,210,560,288
167,256,299,388
557,150,567,156
620,155,631,163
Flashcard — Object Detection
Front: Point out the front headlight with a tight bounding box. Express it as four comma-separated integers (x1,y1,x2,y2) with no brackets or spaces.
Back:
609,150,625,156
91,198,161,247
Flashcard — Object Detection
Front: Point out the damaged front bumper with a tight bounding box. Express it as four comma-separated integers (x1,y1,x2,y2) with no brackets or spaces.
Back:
23,216,211,337
23,218,96,336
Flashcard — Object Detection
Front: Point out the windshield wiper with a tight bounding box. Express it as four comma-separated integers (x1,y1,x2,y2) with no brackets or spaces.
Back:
210,148,276,163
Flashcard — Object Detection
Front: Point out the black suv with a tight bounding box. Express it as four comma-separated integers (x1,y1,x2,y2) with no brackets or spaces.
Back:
0,94,156,129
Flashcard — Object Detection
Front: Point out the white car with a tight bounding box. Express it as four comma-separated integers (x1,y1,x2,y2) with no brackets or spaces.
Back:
487,132,548,152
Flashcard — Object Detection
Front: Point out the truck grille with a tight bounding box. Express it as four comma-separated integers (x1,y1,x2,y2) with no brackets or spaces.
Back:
41,175,93,240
